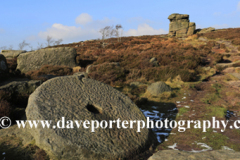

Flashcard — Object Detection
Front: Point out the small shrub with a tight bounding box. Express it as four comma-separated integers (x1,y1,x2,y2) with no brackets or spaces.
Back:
220,43,226,49
0,99,13,118
178,107,189,115
26,65,73,80
206,41,216,48
233,61,240,67
225,48,230,53
232,38,240,45
33,148,49,160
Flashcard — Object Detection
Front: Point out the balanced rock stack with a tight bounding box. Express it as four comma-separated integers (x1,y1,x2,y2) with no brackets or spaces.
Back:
168,13,196,37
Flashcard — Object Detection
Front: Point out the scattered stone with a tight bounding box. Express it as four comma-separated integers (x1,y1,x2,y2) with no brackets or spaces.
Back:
149,57,159,66
146,81,171,97
25,74,156,160
72,66,82,73
17,47,77,73
130,81,144,87
168,13,196,37
1,50,27,59
198,37,208,41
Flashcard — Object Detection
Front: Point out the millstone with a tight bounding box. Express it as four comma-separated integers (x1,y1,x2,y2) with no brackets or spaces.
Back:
26,74,156,160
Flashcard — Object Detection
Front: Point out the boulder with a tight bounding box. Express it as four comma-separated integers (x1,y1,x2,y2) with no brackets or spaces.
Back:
0,54,9,81
25,74,156,160
0,80,42,97
149,57,159,67
0,54,8,73
17,47,77,73
1,50,26,59
187,22,196,35
197,27,215,34
168,13,196,37
146,81,171,97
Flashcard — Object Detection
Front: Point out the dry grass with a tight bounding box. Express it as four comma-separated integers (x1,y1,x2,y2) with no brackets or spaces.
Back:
0,99,13,118
26,65,73,80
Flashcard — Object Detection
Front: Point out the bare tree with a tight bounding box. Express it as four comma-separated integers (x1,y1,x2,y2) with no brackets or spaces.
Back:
54,39,63,45
46,36,54,47
29,45,34,51
115,24,123,42
8,45,13,50
37,42,44,50
99,26,112,42
0,46,7,50
19,40,29,50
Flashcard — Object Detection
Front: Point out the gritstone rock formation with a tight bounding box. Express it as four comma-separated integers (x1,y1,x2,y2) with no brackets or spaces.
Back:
168,13,196,37
17,47,77,73
1,50,27,59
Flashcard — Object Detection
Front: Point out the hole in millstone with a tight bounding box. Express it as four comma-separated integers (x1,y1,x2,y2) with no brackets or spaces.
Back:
86,104,102,114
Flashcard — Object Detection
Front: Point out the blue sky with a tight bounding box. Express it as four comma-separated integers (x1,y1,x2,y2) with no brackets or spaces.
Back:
1,0,240,51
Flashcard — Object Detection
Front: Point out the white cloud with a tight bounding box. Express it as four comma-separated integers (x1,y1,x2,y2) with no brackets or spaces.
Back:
211,24,229,29
238,1,240,10
0,28,5,33
38,23,101,42
38,14,115,42
75,13,92,25
124,23,167,36
38,14,166,43
26,35,37,41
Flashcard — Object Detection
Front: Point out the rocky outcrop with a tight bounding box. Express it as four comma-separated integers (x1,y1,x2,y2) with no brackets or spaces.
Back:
168,13,196,37
197,27,215,34
17,47,77,73
0,80,42,98
0,54,9,81
0,54,8,73
1,50,26,59
146,81,171,97
25,74,156,160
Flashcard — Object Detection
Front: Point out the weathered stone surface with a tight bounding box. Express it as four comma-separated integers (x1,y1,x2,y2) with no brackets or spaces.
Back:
149,57,159,67
1,50,26,59
25,74,156,160
148,149,240,160
187,22,196,35
0,54,9,81
168,13,196,37
197,27,215,34
0,80,42,96
146,81,171,97
168,14,189,21
86,62,120,74
0,54,8,73
17,47,77,73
